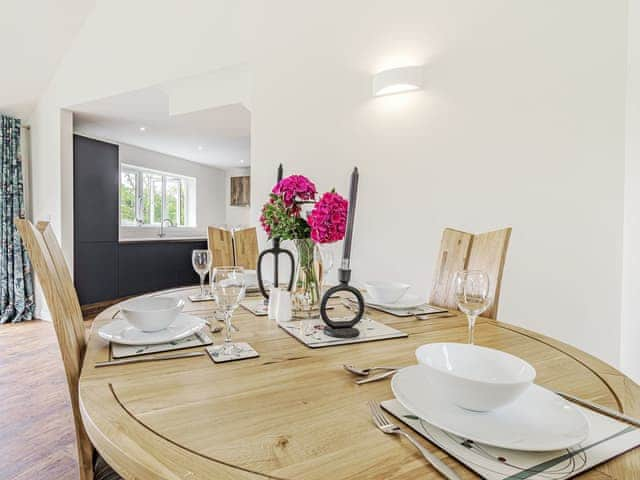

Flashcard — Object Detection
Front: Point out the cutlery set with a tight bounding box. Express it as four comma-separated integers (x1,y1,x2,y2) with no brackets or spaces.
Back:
368,401,460,480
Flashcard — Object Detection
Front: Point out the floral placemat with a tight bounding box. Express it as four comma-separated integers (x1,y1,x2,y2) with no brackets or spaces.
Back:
206,342,259,363
381,399,640,479
188,293,215,302
240,299,269,316
279,317,407,348
111,329,212,359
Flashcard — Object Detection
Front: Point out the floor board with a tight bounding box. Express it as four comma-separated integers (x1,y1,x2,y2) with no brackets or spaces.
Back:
0,320,80,480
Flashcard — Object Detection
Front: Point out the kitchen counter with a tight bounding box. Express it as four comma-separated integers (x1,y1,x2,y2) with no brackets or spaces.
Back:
118,237,207,244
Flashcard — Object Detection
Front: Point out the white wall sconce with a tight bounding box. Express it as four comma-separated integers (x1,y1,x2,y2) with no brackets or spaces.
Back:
372,65,424,97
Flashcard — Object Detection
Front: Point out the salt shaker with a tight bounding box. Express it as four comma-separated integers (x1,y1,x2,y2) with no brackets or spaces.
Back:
268,287,281,320
275,290,292,323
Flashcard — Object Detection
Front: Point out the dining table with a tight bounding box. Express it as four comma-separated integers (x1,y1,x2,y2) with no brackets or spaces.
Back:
79,286,640,479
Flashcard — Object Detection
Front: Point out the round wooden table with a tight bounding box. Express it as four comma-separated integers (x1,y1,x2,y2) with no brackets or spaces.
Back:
80,287,640,479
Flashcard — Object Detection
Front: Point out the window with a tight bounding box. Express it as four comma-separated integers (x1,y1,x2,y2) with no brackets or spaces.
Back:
120,164,196,227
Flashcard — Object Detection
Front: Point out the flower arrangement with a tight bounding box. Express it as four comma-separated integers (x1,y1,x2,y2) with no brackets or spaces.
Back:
260,175,348,244
260,174,348,314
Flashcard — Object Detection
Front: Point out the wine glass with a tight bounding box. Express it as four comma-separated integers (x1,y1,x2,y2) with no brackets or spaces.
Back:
192,250,212,298
211,267,245,354
453,270,490,344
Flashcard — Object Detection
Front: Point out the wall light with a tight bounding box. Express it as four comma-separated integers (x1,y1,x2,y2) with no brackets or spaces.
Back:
372,65,424,97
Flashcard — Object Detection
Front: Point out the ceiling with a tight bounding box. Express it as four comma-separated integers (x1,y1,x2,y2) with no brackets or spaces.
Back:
0,0,96,119
72,86,251,169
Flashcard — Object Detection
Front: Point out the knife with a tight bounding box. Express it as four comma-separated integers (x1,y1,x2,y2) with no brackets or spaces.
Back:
95,351,205,368
556,391,640,428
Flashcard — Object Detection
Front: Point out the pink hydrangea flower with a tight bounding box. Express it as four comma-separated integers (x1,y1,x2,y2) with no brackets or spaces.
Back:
307,192,348,243
272,175,317,207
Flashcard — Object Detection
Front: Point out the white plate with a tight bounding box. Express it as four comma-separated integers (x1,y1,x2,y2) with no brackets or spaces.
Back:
391,365,589,451
364,293,426,309
98,313,206,346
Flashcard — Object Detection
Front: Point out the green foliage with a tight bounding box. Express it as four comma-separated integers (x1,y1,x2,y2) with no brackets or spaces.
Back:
261,194,310,240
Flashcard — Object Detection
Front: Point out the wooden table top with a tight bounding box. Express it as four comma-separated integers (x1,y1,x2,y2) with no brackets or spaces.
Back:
79,286,640,479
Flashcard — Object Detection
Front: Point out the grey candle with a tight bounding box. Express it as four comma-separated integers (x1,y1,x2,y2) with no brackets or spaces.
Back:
341,167,359,269
277,163,283,182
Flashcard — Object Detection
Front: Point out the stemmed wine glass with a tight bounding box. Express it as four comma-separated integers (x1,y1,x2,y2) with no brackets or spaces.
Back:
211,267,246,355
192,250,212,298
453,270,490,344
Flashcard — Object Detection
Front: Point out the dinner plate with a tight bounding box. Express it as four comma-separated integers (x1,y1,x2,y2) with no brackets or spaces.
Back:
364,293,426,309
391,365,589,451
98,313,206,346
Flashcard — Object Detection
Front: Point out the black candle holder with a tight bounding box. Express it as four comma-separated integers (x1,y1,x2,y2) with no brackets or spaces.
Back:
256,237,294,299
320,269,363,338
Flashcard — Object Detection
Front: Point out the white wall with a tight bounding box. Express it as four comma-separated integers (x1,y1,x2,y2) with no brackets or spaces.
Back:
225,167,251,228
250,0,628,368
28,0,633,371
622,0,640,382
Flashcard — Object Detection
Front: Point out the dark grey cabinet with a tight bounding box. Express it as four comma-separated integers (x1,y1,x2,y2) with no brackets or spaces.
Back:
118,240,207,297
74,135,119,304
75,242,118,304
73,135,119,242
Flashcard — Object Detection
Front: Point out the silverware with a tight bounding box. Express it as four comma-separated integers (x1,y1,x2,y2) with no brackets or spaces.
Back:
356,370,397,384
416,313,456,320
195,330,209,343
556,391,640,428
343,364,402,376
95,351,205,368
368,401,460,479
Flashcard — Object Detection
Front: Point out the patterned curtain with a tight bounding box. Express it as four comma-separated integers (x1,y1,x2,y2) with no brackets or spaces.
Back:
0,115,35,323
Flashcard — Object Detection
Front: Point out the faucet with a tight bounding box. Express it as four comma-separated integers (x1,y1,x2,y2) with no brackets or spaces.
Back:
158,218,175,237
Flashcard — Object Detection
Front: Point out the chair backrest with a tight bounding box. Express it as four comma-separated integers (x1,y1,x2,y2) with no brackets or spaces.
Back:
233,227,259,270
15,219,94,480
429,227,511,319
207,226,235,267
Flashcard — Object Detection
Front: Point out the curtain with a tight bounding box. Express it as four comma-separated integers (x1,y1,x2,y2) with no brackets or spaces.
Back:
0,115,35,323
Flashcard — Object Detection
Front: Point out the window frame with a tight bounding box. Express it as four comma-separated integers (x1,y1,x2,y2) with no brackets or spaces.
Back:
119,163,196,228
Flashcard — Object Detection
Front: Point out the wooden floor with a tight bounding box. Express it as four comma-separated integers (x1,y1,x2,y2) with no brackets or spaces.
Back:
0,320,80,480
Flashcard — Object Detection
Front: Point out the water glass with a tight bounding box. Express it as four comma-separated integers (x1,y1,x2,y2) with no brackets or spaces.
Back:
192,249,212,298
453,270,490,344
211,267,245,354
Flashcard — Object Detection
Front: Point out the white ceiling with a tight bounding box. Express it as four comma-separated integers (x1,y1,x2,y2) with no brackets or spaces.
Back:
72,86,251,169
0,0,96,119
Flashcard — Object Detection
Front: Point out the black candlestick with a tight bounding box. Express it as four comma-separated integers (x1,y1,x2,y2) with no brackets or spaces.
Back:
273,163,284,287
320,166,363,338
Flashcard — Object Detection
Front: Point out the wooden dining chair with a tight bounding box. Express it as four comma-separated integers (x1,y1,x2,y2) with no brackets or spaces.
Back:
429,227,512,319
15,219,122,480
233,227,259,270
207,226,235,267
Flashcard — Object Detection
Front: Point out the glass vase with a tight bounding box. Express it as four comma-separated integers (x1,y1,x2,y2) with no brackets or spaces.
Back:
292,238,323,317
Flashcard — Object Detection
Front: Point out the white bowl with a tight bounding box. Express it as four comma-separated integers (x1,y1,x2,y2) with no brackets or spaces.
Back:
120,296,185,332
364,281,410,304
415,343,536,412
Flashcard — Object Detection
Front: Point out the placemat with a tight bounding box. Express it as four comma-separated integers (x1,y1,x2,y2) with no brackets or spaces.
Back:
111,329,213,359
240,299,269,316
364,302,448,318
188,293,215,302
279,317,407,348
381,399,640,479
206,342,259,363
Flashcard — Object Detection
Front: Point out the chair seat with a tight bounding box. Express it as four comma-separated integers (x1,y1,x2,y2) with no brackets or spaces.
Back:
94,455,123,480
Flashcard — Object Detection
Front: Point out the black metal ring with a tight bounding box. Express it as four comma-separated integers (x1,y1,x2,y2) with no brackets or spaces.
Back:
320,284,364,328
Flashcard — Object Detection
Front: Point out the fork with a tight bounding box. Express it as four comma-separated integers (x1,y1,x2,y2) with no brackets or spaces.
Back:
368,401,460,480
